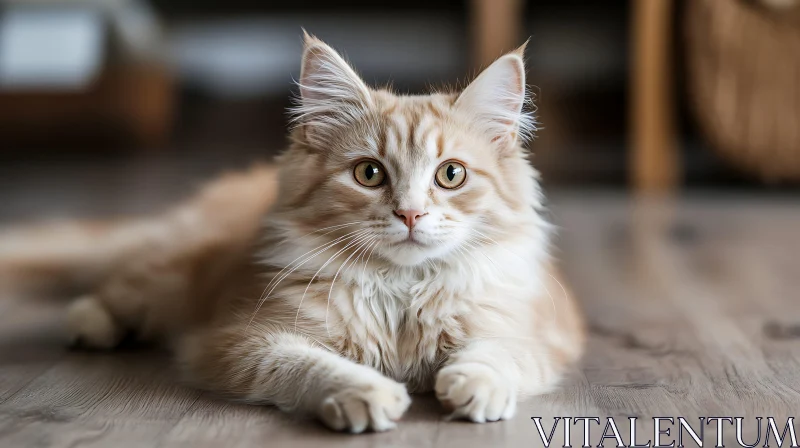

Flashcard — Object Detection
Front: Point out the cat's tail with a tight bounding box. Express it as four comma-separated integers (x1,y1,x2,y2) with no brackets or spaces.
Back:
0,218,158,296
0,164,279,298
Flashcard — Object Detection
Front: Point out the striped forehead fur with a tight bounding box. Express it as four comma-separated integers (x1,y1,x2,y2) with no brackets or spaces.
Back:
290,35,537,150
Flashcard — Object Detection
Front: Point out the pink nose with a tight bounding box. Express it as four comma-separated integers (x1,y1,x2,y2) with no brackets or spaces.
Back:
394,209,427,229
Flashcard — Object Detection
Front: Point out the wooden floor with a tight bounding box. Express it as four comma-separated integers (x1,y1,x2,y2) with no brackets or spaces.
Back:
2,189,800,446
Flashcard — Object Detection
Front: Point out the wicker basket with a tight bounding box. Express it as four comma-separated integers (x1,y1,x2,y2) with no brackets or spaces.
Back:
685,0,800,181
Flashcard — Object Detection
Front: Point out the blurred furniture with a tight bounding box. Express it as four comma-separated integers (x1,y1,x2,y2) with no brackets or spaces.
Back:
0,1,173,147
470,0,523,68
0,66,173,148
685,0,800,182
632,0,800,191
631,0,679,193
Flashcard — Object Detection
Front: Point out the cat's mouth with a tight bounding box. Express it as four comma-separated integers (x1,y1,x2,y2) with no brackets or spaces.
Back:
391,234,427,247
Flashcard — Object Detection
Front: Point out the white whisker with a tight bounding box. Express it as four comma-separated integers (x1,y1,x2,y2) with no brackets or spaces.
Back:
249,229,368,328
294,221,364,242
294,231,373,334
262,228,366,299
361,237,381,281
324,232,375,337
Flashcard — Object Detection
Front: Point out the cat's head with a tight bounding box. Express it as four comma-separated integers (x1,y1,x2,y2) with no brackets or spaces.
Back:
274,33,545,267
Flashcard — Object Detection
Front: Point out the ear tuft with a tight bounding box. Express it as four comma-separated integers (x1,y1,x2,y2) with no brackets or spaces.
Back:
512,38,530,57
455,47,536,149
291,34,372,145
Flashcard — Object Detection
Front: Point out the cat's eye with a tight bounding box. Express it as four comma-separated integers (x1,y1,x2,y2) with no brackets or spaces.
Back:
353,160,386,187
435,161,467,189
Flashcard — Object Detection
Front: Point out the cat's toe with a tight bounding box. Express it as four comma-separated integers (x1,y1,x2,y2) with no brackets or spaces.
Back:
66,296,123,350
318,376,411,433
435,362,516,423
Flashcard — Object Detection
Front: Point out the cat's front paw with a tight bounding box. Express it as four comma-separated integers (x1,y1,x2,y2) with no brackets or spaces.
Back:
435,362,516,423
317,375,411,433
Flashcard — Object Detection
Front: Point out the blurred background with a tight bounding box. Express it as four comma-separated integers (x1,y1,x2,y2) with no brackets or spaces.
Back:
1,0,799,223
3,3,800,441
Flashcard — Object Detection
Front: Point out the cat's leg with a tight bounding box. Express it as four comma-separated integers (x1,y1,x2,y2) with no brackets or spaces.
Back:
177,327,411,433
66,294,124,349
65,255,194,349
435,339,562,423
64,165,278,349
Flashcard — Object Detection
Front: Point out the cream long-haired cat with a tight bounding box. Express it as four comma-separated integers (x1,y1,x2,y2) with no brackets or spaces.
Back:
1,34,584,433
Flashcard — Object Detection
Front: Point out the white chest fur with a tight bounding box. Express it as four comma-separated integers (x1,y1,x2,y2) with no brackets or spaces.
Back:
327,241,545,392
262,224,550,392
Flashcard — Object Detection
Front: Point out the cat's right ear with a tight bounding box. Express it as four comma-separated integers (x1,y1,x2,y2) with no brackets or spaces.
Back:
294,32,372,145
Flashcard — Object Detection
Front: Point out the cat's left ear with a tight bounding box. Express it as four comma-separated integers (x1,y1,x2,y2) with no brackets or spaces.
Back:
455,42,534,149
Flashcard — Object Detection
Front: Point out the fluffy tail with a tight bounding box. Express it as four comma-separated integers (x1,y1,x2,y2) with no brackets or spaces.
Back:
0,218,158,296
0,164,279,298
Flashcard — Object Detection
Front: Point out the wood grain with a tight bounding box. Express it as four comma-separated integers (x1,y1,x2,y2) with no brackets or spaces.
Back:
2,194,800,446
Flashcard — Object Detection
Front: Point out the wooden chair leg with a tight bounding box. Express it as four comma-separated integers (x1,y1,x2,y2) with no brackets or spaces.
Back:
470,0,524,69
631,0,680,193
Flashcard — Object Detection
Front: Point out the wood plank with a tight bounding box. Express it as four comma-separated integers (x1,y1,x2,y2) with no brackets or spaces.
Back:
164,395,442,448
0,415,169,448
0,350,199,422
0,299,64,405
553,194,800,444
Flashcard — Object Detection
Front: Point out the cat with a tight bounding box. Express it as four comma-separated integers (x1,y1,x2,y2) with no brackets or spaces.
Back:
0,33,584,433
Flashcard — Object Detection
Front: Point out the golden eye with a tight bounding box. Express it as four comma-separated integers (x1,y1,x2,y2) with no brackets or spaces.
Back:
435,161,467,189
353,160,386,187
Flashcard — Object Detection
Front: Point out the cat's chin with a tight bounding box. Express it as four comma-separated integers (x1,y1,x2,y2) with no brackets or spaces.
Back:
380,240,451,267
